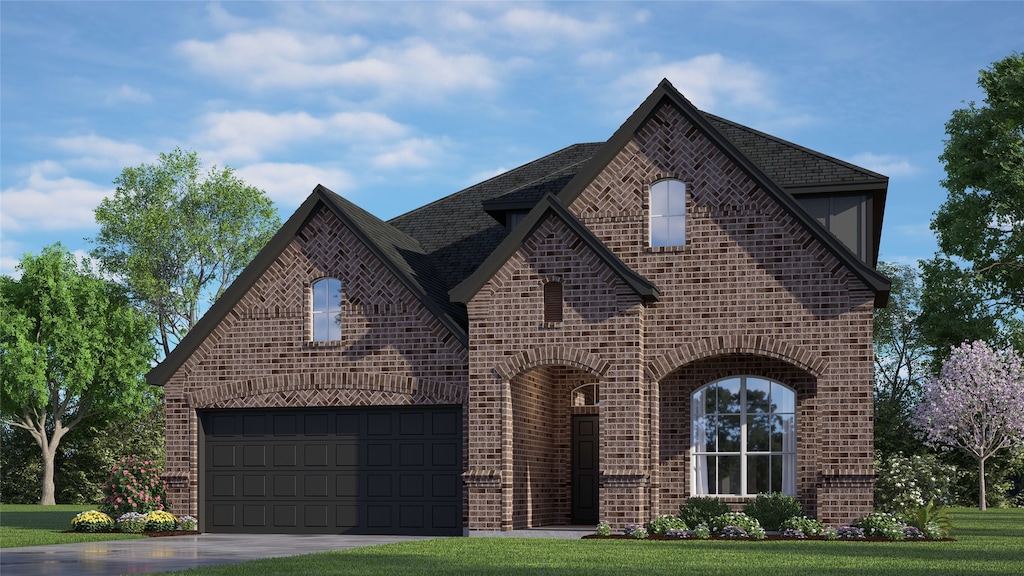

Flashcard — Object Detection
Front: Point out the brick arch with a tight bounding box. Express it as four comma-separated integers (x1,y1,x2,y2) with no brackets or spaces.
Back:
188,372,466,408
494,346,610,381
647,335,827,382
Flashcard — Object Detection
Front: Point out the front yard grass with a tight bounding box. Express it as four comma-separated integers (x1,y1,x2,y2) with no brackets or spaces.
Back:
0,504,144,548
155,507,1023,576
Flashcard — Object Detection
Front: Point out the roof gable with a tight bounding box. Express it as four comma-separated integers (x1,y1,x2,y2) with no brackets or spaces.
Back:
147,185,467,386
555,79,890,306
449,194,660,304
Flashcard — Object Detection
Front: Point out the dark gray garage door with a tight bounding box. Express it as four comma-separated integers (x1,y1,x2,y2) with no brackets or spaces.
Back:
199,405,462,535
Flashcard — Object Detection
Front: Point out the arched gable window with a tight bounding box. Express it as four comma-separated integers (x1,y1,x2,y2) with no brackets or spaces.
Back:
691,376,796,496
543,281,563,323
311,277,342,341
650,178,686,247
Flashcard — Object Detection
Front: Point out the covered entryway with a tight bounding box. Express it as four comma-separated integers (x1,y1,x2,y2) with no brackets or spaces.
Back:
199,405,462,535
510,366,600,528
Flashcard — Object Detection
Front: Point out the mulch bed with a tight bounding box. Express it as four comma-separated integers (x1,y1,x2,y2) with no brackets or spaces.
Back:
582,534,954,542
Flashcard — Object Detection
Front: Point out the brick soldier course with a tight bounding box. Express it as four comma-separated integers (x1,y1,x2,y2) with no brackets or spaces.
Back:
149,79,890,534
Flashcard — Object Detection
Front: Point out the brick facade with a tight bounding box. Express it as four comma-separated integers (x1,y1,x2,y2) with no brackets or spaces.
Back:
161,207,468,517
158,83,883,532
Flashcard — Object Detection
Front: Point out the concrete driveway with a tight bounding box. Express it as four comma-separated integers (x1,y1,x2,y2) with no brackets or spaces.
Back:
1,533,436,576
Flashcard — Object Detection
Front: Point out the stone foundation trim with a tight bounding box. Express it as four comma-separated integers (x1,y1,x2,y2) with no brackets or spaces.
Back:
647,335,828,383
601,469,648,489
463,468,502,488
187,372,466,409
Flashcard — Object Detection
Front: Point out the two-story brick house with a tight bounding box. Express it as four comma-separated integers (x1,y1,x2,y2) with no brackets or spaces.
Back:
149,79,890,535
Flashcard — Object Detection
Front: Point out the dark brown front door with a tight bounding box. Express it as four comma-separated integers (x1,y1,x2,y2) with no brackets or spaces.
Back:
572,414,599,524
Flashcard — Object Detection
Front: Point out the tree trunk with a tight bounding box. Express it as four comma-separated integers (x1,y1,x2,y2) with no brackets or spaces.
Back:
40,443,58,505
978,455,987,511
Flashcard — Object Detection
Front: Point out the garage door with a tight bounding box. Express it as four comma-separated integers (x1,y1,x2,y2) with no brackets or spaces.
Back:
199,405,462,535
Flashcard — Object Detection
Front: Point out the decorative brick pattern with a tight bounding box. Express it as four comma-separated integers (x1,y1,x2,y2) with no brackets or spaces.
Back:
162,97,879,531
465,100,875,530
162,206,468,518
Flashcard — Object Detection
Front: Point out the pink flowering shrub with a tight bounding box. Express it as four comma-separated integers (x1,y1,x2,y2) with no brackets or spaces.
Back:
100,455,169,516
912,340,1024,510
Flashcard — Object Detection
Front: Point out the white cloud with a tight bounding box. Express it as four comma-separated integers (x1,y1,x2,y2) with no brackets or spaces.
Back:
105,85,152,105
0,163,112,232
370,138,445,170
52,135,154,170
206,2,249,30
178,31,497,98
234,162,354,206
849,153,917,177
495,8,615,46
198,110,410,162
466,166,509,185
614,53,773,113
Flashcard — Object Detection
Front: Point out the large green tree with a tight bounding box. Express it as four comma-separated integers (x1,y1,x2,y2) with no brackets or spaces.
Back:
925,53,1024,357
873,262,931,455
0,245,155,504
91,148,280,358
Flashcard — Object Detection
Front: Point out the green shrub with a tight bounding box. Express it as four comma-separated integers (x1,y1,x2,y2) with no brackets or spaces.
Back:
709,512,766,539
116,512,148,533
780,515,826,536
854,511,905,540
742,492,803,530
693,523,711,539
679,497,731,528
595,520,612,536
177,515,198,531
101,455,169,517
71,510,114,532
874,451,958,514
645,515,688,535
904,500,953,539
145,510,177,532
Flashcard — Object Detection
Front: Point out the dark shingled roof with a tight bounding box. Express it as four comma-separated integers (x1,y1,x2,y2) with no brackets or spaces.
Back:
704,114,888,190
388,143,603,293
148,80,891,387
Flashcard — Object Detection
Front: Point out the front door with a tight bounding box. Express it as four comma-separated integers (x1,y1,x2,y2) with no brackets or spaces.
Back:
572,414,599,524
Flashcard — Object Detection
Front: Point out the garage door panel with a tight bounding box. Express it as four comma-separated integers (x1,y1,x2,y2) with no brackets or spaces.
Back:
201,405,462,535
242,445,265,466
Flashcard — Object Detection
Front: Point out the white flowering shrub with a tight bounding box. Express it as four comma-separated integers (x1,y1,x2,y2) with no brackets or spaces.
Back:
874,451,958,513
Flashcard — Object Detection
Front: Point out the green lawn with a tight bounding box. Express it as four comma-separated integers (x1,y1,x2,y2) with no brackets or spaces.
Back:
153,507,1024,576
0,504,144,548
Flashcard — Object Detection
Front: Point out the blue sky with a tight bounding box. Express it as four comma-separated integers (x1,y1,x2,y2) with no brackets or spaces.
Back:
2,1,1021,278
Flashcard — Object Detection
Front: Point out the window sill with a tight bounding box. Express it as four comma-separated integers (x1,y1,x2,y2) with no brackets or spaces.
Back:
646,244,687,253
306,340,343,348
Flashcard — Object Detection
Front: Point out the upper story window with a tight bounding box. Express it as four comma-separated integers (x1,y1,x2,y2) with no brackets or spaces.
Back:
799,194,868,261
311,277,342,341
650,179,686,247
506,211,529,231
543,281,563,323
691,376,796,496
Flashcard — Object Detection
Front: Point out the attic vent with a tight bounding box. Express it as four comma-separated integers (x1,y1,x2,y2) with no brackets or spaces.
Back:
543,281,563,323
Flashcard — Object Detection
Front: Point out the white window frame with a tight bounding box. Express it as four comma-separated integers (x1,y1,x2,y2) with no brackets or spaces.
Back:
311,277,342,342
691,376,796,496
649,178,686,247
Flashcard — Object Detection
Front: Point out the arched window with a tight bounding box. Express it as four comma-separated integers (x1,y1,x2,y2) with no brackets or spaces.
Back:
650,178,686,247
691,377,795,496
543,281,563,323
311,277,342,341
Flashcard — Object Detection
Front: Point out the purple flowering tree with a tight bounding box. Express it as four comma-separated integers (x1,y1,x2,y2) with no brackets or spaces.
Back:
912,341,1024,510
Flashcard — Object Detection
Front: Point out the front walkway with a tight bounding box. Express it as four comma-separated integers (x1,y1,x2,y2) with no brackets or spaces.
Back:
2,527,596,575
0,533,434,576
